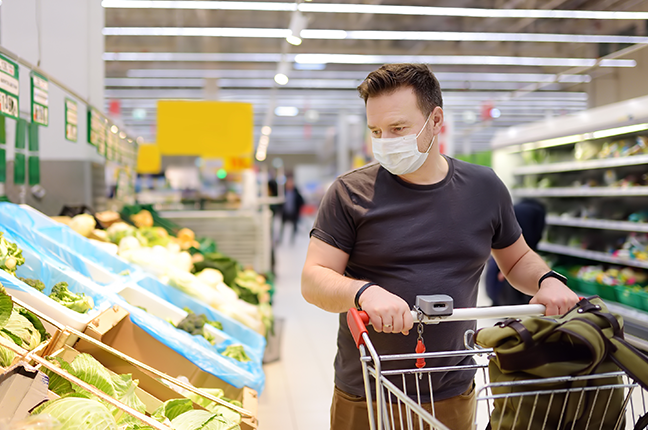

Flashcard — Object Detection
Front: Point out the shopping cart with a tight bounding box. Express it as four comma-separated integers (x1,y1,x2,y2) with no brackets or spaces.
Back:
347,296,648,430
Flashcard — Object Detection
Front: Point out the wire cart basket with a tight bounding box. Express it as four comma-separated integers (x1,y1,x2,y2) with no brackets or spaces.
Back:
347,299,648,430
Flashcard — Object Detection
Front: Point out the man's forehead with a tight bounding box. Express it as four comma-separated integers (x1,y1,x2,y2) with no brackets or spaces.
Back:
367,117,410,128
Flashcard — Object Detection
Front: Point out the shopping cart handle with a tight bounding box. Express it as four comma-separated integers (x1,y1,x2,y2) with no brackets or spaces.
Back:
347,308,370,348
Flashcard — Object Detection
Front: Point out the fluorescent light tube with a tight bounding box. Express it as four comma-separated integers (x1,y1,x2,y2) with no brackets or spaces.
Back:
101,1,648,20
102,27,648,44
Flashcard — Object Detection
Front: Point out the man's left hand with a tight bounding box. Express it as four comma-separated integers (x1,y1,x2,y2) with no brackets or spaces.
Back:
529,278,579,316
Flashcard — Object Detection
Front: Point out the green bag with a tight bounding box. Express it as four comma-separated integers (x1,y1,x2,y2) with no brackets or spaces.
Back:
475,296,648,430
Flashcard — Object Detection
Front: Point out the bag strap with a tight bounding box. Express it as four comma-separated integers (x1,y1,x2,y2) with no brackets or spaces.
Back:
498,318,534,348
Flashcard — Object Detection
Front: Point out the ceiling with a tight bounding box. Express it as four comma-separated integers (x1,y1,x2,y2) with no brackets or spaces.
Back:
102,0,648,160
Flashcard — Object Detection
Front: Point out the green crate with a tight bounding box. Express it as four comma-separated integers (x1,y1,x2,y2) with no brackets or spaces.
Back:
575,279,600,296
614,285,645,310
597,283,618,301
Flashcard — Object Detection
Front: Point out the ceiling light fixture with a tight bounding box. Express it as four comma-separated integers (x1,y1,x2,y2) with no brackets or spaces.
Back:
100,1,648,20
261,126,272,135
275,106,299,116
274,61,290,85
105,52,636,68
287,10,308,46
102,27,648,44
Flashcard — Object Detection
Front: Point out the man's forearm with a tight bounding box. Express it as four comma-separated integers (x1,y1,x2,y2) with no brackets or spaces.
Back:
504,249,551,296
301,264,365,313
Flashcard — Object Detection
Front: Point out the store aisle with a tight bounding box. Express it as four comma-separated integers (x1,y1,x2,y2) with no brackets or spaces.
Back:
258,216,338,430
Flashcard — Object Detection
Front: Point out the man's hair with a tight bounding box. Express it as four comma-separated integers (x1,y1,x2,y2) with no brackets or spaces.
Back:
357,64,443,115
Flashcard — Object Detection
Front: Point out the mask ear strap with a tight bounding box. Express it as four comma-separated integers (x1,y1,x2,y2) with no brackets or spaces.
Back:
416,113,432,139
424,134,436,154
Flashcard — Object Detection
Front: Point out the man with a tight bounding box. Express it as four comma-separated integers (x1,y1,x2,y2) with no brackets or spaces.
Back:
279,176,305,245
301,64,578,430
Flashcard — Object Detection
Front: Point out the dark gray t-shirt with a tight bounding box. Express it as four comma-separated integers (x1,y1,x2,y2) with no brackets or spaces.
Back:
310,157,522,401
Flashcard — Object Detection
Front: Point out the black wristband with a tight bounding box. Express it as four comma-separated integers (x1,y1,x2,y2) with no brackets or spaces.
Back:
538,270,568,289
355,282,378,310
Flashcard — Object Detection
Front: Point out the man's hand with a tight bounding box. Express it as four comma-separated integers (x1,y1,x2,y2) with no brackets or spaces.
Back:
530,278,579,316
358,286,414,335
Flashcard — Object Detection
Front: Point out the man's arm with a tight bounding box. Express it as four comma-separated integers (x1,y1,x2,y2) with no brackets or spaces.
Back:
491,235,579,315
301,237,413,334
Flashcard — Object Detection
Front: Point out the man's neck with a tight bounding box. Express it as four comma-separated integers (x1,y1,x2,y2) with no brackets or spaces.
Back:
397,152,449,186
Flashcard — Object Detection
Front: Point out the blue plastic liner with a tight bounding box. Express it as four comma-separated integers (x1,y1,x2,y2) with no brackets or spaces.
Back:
0,229,113,317
131,273,266,362
108,294,265,393
0,203,137,279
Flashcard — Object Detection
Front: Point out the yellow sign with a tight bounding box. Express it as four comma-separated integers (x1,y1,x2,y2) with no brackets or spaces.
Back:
225,155,253,172
137,144,161,174
157,100,253,157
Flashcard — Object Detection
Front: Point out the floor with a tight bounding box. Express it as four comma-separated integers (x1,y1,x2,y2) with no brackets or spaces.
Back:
257,217,494,430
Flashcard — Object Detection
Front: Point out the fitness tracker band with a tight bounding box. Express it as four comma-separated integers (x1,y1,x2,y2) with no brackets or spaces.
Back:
538,270,568,289
355,282,378,310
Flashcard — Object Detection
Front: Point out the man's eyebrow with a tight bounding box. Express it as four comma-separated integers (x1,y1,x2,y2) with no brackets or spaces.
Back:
367,119,409,129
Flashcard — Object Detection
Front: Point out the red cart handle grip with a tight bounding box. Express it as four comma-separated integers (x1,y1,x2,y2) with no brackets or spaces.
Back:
347,308,370,348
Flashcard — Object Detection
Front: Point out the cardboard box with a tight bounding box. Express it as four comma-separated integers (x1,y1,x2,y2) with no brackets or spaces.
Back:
82,305,258,429
0,363,49,422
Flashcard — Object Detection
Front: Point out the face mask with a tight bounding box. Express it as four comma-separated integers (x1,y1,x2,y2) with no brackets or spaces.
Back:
371,114,436,175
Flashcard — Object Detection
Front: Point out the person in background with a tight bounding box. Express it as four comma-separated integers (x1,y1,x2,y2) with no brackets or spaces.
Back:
279,176,305,245
300,63,578,430
486,198,547,306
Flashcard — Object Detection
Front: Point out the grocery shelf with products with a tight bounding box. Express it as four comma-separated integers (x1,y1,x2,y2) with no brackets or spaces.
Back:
492,94,648,344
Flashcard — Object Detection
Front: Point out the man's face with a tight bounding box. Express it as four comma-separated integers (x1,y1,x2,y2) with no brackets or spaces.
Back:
366,86,438,153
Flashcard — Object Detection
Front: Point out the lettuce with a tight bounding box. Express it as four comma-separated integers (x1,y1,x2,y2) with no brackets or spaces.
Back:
152,398,193,423
33,396,118,430
170,410,240,430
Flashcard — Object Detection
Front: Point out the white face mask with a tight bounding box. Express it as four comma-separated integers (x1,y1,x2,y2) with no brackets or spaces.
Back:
371,114,435,175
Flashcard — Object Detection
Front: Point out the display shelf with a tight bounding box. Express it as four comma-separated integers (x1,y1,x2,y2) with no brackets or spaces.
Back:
513,154,648,176
605,302,648,351
512,186,648,198
546,216,648,233
538,242,648,270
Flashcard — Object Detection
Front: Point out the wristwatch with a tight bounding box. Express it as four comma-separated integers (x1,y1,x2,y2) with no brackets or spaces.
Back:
538,270,568,289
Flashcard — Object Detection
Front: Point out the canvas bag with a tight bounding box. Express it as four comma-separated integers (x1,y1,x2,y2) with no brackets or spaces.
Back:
475,296,648,430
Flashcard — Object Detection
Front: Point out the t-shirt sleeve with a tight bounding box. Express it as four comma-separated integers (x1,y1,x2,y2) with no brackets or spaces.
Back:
310,179,356,254
491,173,523,249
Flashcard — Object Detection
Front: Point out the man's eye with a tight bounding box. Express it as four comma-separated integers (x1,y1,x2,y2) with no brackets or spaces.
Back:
394,127,404,132
371,130,381,136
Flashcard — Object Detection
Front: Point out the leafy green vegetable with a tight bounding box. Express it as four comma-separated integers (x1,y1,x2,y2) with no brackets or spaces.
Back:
0,333,16,367
0,284,14,330
2,311,41,350
139,227,171,248
17,305,50,342
49,282,94,314
152,398,193,423
32,396,118,430
45,354,147,425
0,232,25,276
176,313,222,345
184,387,225,410
193,253,240,287
170,410,240,430
220,345,251,363
19,277,45,292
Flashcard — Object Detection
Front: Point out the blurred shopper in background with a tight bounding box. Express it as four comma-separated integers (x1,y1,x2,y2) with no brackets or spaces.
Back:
486,199,547,306
279,176,305,245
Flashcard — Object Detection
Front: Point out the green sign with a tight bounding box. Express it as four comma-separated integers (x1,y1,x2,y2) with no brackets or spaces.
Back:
30,72,48,126
88,107,107,147
0,54,19,119
65,98,78,142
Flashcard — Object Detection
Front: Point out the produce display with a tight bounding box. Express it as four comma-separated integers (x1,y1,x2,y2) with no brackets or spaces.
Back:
0,203,268,428
576,265,647,288
0,285,49,366
1,234,94,315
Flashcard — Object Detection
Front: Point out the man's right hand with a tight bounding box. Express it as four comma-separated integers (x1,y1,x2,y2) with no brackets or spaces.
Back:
358,285,414,335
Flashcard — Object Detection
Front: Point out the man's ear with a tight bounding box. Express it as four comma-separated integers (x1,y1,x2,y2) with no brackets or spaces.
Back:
432,106,444,132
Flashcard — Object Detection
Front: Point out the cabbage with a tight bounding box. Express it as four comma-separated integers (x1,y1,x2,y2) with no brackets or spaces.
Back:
152,398,193,423
170,410,240,430
2,311,41,350
0,333,16,367
45,354,147,424
34,397,117,430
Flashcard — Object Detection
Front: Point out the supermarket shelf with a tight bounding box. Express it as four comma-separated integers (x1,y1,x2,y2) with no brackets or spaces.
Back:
546,216,648,233
513,186,648,198
605,301,648,348
513,154,648,176
538,242,648,270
